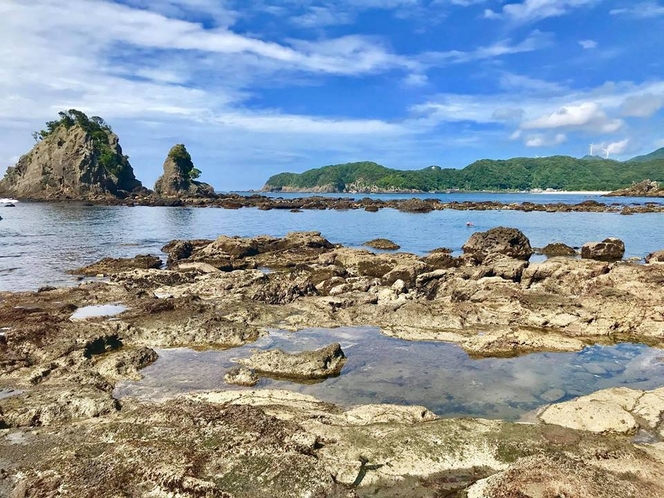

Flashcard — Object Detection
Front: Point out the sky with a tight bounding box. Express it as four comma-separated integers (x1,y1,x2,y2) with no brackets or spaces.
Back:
0,0,663,190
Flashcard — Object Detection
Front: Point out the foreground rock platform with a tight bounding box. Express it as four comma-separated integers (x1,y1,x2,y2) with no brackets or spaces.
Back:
2,229,664,496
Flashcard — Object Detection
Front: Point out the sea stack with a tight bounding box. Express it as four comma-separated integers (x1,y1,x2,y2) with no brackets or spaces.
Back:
154,144,215,198
0,110,143,200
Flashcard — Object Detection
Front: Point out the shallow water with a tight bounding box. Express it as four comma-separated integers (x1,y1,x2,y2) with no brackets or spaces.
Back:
1,200,664,291
70,304,127,321
115,327,664,420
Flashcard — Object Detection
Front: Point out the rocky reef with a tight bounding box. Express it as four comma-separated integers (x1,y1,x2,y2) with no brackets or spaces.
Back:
2,229,664,496
606,179,664,198
154,144,216,198
0,110,143,200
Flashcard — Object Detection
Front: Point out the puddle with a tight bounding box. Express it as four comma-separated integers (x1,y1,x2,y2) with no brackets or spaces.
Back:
0,388,22,400
70,304,127,321
115,327,664,420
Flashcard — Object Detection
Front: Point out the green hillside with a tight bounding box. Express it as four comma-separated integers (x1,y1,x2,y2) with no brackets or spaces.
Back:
628,147,664,163
264,156,664,192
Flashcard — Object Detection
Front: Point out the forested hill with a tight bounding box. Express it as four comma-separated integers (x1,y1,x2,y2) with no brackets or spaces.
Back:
263,156,664,193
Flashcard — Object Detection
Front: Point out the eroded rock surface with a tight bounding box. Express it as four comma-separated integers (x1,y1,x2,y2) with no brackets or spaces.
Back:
462,226,533,262
238,343,346,379
581,237,626,261
154,144,215,198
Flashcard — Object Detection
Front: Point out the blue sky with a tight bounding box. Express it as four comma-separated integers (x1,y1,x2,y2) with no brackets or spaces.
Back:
1,0,663,190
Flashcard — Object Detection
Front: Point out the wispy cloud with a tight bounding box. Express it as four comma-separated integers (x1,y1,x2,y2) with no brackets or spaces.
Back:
485,0,596,24
578,39,598,49
610,2,664,19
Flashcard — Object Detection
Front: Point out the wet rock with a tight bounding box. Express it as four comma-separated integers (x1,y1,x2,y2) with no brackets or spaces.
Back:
646,250,664,263
96,347,158,381
539,242,576,257
224,366,259,386
72,254,162,276
363,238,401,250
238,343,346,379
462,227,533,263
581,237,625,261
161,239,193,265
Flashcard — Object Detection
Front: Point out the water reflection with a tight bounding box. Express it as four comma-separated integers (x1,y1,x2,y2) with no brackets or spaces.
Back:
115,327,664,420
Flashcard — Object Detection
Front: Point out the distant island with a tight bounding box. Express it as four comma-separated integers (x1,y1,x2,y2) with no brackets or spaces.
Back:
263,154,664,193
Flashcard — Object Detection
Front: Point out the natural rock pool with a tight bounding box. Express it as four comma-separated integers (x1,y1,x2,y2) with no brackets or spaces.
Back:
115,327,664,420
69,304,127,321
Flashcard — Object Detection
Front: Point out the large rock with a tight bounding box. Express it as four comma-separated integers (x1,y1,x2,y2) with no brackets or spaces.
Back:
539,242,576,257
0,110,142,200
605,179,664,197
646,250,664,263
238,343,346,379
462,227,533,262
581,237,625,261
154,144,215,198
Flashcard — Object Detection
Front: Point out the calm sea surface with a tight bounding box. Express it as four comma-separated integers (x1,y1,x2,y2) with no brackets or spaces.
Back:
1,192,663,292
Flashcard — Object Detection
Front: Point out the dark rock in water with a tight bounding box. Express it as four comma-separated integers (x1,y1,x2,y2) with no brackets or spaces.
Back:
462,227,533,263
645,250,664,263
161,239,194,267
581,238,625,261
4,203,15,207
0,110,143,200
363,238,401,250
397,198,436,213
72,254,163,275
154,144,216,198
224,366,259,386
238,343,346,379
540,242,577,257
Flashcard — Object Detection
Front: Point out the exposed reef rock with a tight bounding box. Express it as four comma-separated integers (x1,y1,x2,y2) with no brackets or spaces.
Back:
462,226,533,262
539,242,577,257
581,237,625,261
3,229,664,496
606,179,664,197
363,238,401,250
0,110,142,200
154,144,215,198
238,343,346,379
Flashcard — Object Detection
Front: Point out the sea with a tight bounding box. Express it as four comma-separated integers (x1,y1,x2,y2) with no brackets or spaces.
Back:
1,192,662,292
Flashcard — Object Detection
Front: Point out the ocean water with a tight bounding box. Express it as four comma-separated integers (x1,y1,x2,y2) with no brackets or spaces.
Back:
1,197,663,291
115,326,664,420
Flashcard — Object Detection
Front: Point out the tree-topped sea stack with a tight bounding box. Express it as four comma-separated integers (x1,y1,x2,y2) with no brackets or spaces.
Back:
0,110,142,200
154,144,215,198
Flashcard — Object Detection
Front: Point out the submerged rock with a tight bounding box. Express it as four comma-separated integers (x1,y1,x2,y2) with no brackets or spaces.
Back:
0,110,143,200
462,226,533,262
238,343,346,379
581,237,625,261
154,144,215,198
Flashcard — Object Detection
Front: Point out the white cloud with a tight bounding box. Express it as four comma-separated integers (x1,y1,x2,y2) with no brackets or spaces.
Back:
485,0,595,24
403,73,429,87
578,39,597,49
422,30,553,65
289,6,354,28
521,102,624,133
524,133,567,147
620,93,664,117
610,2,664,19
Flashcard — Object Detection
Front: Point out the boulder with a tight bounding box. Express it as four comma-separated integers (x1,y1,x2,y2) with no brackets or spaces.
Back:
645,250,664,263
0,110,143,200
462,227,533,263
363,238,401,250
238,343,346,379
154,144,215,198
224,366,259,386
397,198,435,213
581,237,625,261
539,242,576,257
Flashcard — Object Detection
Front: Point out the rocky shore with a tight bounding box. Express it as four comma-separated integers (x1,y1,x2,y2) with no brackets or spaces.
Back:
2,229,664,496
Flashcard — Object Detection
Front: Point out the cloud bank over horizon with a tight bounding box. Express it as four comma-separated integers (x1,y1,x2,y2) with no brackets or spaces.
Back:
1,0,663,189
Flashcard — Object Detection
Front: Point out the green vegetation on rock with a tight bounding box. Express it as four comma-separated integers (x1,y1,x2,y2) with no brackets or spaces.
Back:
264,156,664,192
